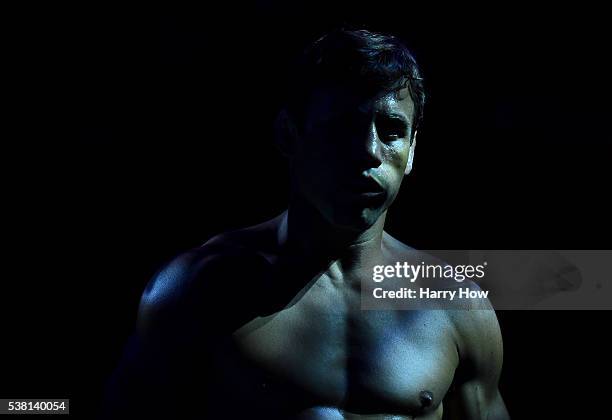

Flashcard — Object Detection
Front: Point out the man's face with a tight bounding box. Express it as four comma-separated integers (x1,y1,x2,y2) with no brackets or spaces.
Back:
291,83,416,231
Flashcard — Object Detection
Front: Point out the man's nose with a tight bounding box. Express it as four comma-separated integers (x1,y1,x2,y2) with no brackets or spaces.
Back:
355,121,383,169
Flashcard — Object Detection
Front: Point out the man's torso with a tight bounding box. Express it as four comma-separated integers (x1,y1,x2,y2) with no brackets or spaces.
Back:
195,221,463,419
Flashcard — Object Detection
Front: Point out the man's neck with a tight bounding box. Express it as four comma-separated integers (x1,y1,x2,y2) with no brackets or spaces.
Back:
277,193,386,277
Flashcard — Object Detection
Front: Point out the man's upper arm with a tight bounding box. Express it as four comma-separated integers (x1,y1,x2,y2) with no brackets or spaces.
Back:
101,249,217,418
446,301,510,420
101,244,272,418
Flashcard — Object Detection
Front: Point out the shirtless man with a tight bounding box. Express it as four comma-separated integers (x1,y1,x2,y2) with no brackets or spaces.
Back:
102,29,509,419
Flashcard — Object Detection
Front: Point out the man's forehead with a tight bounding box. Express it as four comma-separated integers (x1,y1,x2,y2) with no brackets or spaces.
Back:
360,87,414,117
307,84,415,122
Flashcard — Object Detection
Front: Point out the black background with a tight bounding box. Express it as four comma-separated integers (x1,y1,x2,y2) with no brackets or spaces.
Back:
4,2,611,418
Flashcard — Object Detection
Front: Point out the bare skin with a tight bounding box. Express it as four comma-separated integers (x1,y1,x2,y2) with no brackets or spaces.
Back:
126,212,507,419
103,82,509,419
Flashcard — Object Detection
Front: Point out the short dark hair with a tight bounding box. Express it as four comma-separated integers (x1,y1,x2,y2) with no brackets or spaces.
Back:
286,28,425,135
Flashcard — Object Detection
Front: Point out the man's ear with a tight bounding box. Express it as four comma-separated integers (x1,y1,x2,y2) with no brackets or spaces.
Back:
274,109,299,158
404,130,417,176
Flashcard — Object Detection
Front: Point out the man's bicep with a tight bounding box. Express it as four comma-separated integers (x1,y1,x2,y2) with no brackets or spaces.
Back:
101,331,193,419
102,252,215,418
446,380,508,420
446,306,509,419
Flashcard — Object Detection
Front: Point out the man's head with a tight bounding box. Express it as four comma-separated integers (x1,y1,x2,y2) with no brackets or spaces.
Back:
277,28,425,231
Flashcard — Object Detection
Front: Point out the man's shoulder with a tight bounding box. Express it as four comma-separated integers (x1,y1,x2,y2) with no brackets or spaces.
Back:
203,214,283,259
137,217,282,332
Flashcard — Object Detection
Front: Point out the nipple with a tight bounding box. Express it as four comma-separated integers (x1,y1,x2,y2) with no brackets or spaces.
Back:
419,390,434,408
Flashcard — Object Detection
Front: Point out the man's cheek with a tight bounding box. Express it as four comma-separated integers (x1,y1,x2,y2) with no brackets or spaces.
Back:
385,142,409,167
397,144,411,168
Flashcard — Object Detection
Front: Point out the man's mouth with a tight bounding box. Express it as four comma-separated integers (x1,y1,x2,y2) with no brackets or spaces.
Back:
348,176,385,194
342,177,387,206
358,191,385,197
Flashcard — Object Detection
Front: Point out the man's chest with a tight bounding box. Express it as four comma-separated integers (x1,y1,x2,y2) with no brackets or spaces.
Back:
217,275,459,415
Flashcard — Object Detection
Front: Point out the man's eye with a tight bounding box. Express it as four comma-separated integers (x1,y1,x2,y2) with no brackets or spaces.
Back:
385,132,403,139
378,126,407,140
377,118,408,141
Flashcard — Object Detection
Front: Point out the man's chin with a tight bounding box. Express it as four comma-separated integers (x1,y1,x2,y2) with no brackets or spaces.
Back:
328,207,383,232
